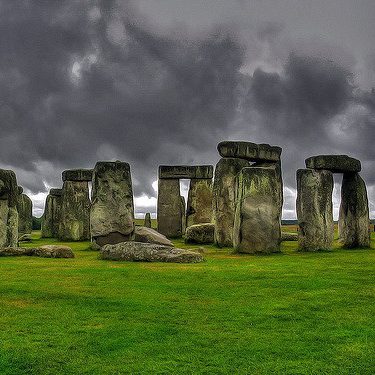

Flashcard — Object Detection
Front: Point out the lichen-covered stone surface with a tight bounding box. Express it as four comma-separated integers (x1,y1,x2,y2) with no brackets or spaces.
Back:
134,226,174,247
305,155,361,173
90,161,135,247
159,165,213,179
186,179,213,227
17,193,32,235
281,232,298,241
338,173,370,248
212,158,249,247
41,189,62,238
233,167,281,254
0,247,34,256
62,169,93,182
100,242,204,263
34,245,75,258
185,223,215,244
296,169,334,251
144,213,152,228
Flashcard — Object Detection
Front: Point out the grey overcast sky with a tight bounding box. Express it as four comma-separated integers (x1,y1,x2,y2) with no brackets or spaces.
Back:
0,0,374,218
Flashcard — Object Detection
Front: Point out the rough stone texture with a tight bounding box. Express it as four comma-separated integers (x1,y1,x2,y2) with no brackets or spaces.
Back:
0,169,19,248
18,234,32,242
159,165,213,179
62,169,93,182
100,242,204,263
144,213,152,228
157,179,182,238
212,158,250,247
0,247,34,256
338,173,370,248
90,161,135,247
296,169,334,251
305,155,361,173
134,226,174,247
180,196,186,234
17,186,23,194
41,190,62,238
233,167,281,254
59,180,91,241
17,193,32,235
281,232,298,241
185,223,215,244
218,141,281,162
186,179,213,227
35,245,75,258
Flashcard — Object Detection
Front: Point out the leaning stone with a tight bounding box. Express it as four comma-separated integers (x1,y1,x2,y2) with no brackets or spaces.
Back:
159,165,213,179
281,232,298,241
100,242,204,263
338,173,370,248
305,155,361,173
233,167,281,254
90,161,135,247
185,223,215,244
0,247,35,256
35,245,74,258
62,169,93,182
218,141,281,162
134,226,174,247
17,193,33,235
18,233,32,242
144,213,152,228
296,169,334,251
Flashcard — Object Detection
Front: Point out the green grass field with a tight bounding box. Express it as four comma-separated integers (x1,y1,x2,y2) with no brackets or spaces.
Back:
0,230,374,374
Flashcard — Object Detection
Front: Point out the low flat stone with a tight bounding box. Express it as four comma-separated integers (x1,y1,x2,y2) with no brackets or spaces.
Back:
100,242,204,263
35,245,75,258
134,226,174,247
18,234,32,242
218,141,281,162
185,223,215,244
159,165,213,179
305,155,361,173
281,232,298,241
62,169,93,182
49,188,63,196
0,247,35,256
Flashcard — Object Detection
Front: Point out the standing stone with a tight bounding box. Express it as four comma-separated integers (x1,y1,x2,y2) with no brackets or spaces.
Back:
233,167,281,254
0,169,19,248
41,188,62,238
338,173,370,248
186,179,213,227
296,169,334,251
144,213,152,228
91,161,135,247
157,179,182,238
59,169,92,241
17,190,32,236
180,196,186,234
212,158,249,247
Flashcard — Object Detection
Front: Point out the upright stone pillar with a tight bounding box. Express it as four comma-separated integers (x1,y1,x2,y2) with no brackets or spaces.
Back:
296,169,334,251
233,167,281,254
212,158,249,247
338,173,370,248
0,169,19,247
59,169,92,241
144,213,152,228
41,188,62,238
17,187,32,236
91,161,135,247
180,196,186,234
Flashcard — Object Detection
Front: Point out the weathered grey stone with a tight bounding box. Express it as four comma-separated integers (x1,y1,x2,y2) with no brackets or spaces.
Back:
50,188,62,196
180,196,186,234
338,173,370,248
296,169,334,251
233,167,281,254
144,213,152,228
41,189,62,238
17,193,32,235
90,161,135,247
62,169,93,182
0,247,35,256
185,223,215,244
134,226,174,246
100,241,204,263
305,155,361,173
35,245,74,258
218,141,281,162
159,165,213,179
17,186,23,194
186,179,213,227
59,180,90,241
281,232,298,241
157,179,182,238
212,158,250,247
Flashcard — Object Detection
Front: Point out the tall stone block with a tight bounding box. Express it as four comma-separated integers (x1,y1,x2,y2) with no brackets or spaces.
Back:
17,192,32,235
144,213,152,228
213,158,249,247
186,179,213,227
91,161,135,247
157,179,182,238
296,169,334,251
41,189,62,238
180,196,186,234
338,173,370,248
233,167,281,254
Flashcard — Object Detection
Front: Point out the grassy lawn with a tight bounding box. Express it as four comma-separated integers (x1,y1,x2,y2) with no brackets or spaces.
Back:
0,230,374,374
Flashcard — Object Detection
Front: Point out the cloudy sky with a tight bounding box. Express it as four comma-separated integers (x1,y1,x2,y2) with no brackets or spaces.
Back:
1,0,374,218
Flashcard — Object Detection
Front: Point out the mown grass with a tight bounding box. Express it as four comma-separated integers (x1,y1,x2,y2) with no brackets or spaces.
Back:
0,230,374,374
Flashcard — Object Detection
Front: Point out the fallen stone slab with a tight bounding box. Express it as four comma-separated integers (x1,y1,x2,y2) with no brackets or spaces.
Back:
159,165,213,179
35,245,75,258
18,234,32,242
281,232,298,241
134,226,174,247
62,169,93,182
100,242,204,263
185,223,215,244
0,247,35,256
218,141,281,162
305,155,361,173
49,188,63,196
